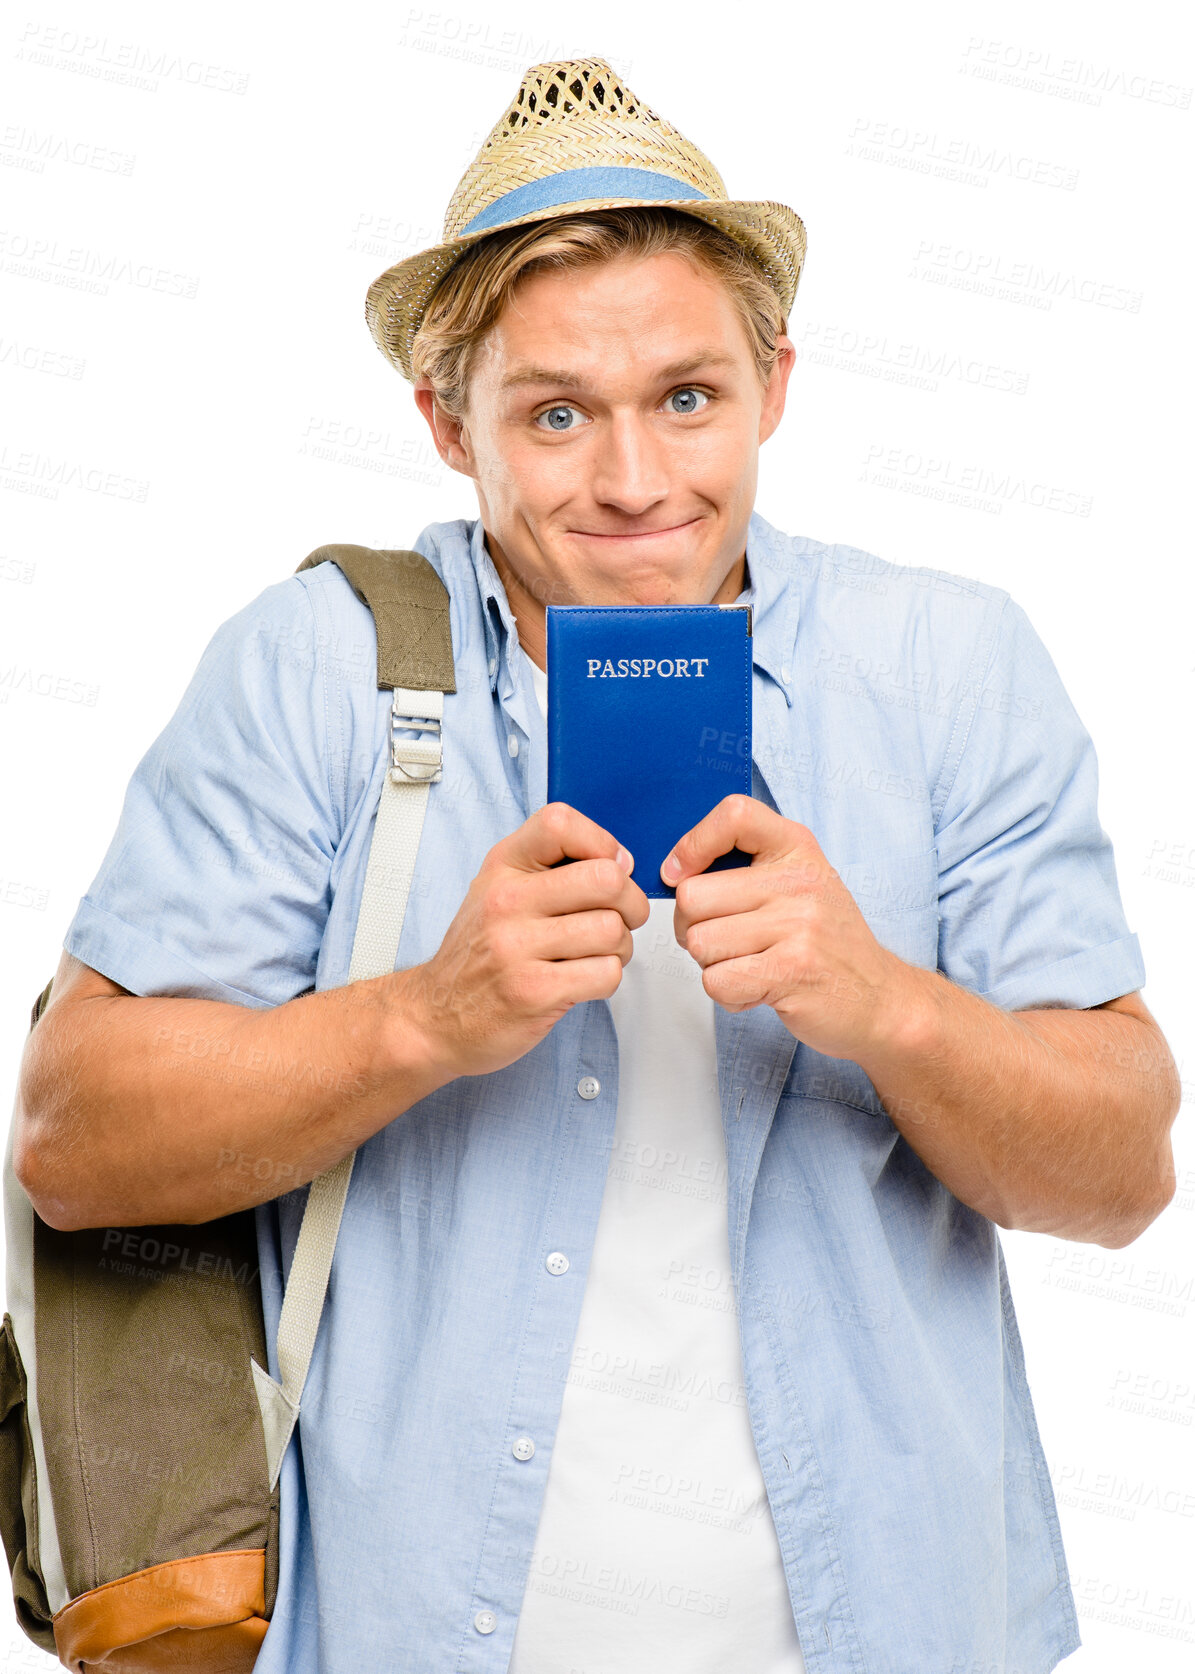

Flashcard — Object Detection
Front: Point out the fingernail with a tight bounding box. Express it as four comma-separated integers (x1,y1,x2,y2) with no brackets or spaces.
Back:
661,852,680,882
615,845,634,872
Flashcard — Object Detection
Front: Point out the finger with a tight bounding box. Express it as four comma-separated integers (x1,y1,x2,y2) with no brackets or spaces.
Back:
660,796,800,886
507,801,634,876
698,955,772,1013
542,953,627,1008
672,849,835,942
524,855,650,929
671,868,771,943
680,908,777,970
533,906,636,967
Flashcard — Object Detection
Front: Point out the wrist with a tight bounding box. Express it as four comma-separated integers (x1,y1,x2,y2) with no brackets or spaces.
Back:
861,955,946,1077
378,965,459,1098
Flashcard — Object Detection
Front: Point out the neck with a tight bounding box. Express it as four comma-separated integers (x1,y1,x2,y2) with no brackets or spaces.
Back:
486,536,749,674
489,547,548,672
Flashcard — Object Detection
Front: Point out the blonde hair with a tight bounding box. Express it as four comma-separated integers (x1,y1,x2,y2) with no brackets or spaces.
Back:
409,206,786,422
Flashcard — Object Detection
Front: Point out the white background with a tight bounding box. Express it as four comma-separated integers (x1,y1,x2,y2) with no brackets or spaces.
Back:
1,0,1192,1668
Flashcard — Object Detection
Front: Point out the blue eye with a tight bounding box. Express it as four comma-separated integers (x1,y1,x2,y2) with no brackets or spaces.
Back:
534,404,584,432
665,388,709,415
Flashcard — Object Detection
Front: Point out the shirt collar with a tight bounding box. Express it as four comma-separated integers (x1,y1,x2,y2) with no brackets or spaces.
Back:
467,509,800,707
740,508,802,707
469,516,519,691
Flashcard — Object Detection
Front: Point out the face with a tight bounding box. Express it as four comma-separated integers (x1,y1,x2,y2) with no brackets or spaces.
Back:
413,248,795,669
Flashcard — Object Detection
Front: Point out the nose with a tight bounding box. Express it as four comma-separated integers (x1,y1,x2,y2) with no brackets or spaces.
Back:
587,408,671,517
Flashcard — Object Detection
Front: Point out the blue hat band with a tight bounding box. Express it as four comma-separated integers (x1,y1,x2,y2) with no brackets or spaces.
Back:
459,165,710,236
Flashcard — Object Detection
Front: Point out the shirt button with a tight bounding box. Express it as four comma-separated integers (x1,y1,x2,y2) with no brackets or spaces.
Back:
473,1609,497,1634
577,1075,600,1099
512,1435,536,1461
781,664,792,683
489,657,497,677
508,734,519,757
545,1251,569,1275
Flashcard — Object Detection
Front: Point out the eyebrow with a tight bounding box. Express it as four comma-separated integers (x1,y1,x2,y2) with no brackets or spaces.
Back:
498,350,741,393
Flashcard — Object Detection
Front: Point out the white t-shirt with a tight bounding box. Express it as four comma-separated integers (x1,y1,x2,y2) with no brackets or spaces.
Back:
508,650,807,1673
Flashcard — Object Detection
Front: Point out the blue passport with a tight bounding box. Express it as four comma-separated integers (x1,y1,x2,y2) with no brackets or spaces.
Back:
546,603,754,899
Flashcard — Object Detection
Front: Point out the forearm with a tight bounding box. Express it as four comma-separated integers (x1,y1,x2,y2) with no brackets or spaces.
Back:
855,961,1180,1248
16,969,453,1230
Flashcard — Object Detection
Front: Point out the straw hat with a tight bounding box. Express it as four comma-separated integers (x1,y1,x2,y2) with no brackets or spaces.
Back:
364,56,807,382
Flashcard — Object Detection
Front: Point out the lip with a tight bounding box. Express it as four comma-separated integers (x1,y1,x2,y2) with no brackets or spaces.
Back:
569,517,702,541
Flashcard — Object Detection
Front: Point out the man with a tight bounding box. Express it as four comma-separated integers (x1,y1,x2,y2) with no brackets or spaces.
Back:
16,56,1179,1674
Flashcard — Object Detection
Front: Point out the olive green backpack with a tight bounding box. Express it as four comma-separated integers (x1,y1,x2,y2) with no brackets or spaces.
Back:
0,543,456,1671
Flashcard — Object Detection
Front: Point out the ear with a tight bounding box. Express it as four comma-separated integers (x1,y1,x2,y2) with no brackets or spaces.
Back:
413,382,475,479
759,335,796,446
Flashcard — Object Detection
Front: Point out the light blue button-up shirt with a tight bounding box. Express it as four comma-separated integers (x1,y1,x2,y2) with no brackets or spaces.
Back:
64,510,1145,1673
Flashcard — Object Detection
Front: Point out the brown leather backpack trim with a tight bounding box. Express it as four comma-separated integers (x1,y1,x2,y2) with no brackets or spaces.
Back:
53,1547,267,1672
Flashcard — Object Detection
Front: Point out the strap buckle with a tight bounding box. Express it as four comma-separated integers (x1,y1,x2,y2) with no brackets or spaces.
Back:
390,687,443,783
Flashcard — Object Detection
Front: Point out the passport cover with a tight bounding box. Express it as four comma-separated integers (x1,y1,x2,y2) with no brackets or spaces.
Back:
546,603,754,899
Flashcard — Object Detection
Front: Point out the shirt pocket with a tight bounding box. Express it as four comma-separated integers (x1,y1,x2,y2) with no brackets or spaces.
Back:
783,1047,889,1118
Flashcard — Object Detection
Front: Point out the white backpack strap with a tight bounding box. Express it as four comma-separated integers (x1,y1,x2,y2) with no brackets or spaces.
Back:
343,689,444,983
254,688,444,1490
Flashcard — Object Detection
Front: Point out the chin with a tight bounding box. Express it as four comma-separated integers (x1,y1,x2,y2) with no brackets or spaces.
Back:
614,578,695,607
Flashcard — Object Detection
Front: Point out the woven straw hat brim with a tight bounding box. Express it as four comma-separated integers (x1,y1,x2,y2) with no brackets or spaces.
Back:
365,196,807,384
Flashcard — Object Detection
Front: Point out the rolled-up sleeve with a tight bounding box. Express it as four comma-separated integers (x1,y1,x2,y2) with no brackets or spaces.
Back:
933,593,1145,1012
63,575,339,1009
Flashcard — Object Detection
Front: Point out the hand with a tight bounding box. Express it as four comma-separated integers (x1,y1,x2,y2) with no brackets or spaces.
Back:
660,794,916,1061
401,802,649,1081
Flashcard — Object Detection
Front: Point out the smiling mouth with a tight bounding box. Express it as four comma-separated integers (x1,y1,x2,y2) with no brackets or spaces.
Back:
570,518,702,541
